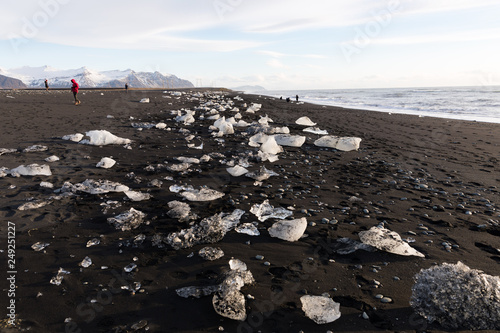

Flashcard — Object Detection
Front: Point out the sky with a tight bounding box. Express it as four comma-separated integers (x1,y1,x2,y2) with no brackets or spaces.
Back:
1,0,500,90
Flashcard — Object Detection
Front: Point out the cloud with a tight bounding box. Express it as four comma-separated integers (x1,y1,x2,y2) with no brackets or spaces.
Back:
267,59,288,69
369,28,500,45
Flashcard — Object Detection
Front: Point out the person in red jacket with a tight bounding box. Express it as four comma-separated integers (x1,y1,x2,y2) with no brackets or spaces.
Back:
71,79,81,105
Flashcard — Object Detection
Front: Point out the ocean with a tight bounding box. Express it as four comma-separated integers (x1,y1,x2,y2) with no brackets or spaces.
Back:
258,86,500,124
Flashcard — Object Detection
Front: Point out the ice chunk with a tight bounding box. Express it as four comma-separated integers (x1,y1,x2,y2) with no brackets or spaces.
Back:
62,133,84,142
213,260,254,321
250,200,293,221
70,179,129,194
124,263,137,272
178,187,225,202
260,136,283,155
213,117,235,135
165,213,226,249
258,115,273,125
50,268,70,286
314,136,362,151
358,226,425,257
0,148,17,155
411,261,500,330
96,157,116,169
18,199,51,210
199,247,225,261
303,127,328,135
86,238,100,247
10,164,52,176
167,201,196,222
300,295,341,324
45,155,60,162
175,110,196,124
156,122,167,129
80,130,131,146
176,156,200,164
235,222,260,236
176,285,221,298
124,190,151,201
139,98,150,103
107,208,146,231
167,163,192,172
268,217,307,242
273,134,306,147
31,242,50,251
221,209,245,232
295,116,316,126
79,256,92,268
226,165,249,177
23,145,48,153
40,181,53,188
246,103,262,113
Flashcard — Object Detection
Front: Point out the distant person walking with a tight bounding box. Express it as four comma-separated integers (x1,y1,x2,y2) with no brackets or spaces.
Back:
296,94,299,102
44,79,49,91
71,79,80,105
125,83,128,93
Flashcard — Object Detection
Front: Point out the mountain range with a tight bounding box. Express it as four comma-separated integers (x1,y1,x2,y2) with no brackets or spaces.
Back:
0,66,194,89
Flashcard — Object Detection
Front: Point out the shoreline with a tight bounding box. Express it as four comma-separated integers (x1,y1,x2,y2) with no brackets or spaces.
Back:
0,89,499,332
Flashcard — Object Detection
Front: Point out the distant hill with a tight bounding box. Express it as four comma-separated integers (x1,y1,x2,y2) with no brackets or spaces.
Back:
0,66,194,89
0,74,27,89
232,85,267,92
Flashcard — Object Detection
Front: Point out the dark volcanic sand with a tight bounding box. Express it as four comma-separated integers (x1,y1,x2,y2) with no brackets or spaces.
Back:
0,89,499,333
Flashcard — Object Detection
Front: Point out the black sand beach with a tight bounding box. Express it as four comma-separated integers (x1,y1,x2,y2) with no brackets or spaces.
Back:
1,89,499,333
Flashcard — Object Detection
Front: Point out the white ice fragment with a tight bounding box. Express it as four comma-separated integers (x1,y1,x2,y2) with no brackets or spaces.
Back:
250,200,293,222
40,181,53,188
300,295,341,324
260,136,283,155
176,156,200,164
235,222,260,236
45,155,60,162
71,179,129,194
18,199,51,210
175,110,196,124
107,208,146,231
10,164,52,176
213,117,235,135
229,259,247,271
50,268,70,286
31,242,50,251
246,103,262,113
79,256,92,268
167,200,196,222
199,247,225,261
62,133,84,142
245,166,278,181
258,115,273,125
410,261,500,330
359,226,425,257
96,157,116,169
303,127,328,135
295,116,316,126
178,187,225,202
273,134,306,147
0,148,17,155
155,122,167,129
226,165,249,177
86,238,100,247
268,218,307,242
166,213,227,249
221,209,245,232
23,145,48,153
124,190,151,201
167,163,192,172
139,98,150,103
80,130,131,146
314,136,362,151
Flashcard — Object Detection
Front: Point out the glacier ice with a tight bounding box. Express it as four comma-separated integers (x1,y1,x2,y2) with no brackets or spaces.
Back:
226,165,249,177
300,295,341,324
260,136,283,155
176,186,225,202
18,199,51,210
124,190,151,201
23,145,48,153
410,261,500,330
80,130,131,146
166,213,227,250
303,127,328,135
314,136,362,151
107,208,146,231
198,247,225,261
235,222,260,236
31,242,50,251
10,164,52,176
167,200,197,222
62,133,84,142
250,200,293,221
358,225,425,257
96,157,116,169
295,116,316,126
139,98,150,103
268,217,307,242
45,155,60,162
273,134,306,147
0,148,17,155
65,179,129,194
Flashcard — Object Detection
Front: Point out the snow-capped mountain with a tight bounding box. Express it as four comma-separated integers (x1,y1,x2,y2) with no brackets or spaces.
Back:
0,66,194,89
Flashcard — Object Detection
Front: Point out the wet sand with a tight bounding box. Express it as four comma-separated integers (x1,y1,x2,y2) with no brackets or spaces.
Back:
0,88,499,333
